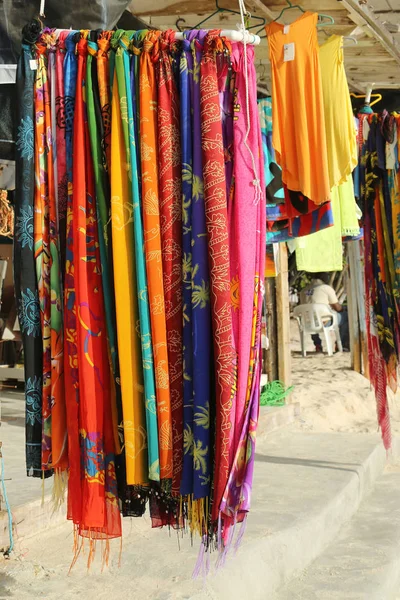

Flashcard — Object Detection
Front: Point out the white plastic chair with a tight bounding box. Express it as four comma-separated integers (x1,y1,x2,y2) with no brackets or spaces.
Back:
293,303,343,357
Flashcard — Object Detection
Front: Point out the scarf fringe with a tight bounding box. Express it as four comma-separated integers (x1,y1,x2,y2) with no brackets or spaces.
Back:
51,469,68,512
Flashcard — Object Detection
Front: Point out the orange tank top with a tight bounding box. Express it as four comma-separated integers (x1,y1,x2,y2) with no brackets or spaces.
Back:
266,12,330,205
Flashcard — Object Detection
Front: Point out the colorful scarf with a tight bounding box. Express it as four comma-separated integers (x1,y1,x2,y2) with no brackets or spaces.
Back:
33,39,52,472
45,30,68,475
200,31,234,524
155,31,184,497
189,30,213,507
111,31,147,486
87,35,121,456
55,31,68,278
73,35,121,540
179,33,194,498
220,41,265,541
140,30,173,484
127,32,160,485
63,30,81,526
15,36,44,477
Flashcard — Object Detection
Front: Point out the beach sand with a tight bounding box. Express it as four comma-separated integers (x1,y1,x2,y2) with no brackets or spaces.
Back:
289,317,400,437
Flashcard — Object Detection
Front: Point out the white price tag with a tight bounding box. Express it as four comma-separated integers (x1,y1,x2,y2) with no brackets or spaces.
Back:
29,59,37,71
283,24,290,34
284,43,295,62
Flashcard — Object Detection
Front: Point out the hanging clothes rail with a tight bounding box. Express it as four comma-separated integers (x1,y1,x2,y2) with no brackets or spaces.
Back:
175,29,260,44
53,28,261,45
14,21,266,571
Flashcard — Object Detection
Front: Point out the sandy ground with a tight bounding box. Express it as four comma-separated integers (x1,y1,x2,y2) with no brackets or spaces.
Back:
1,318,399,598
289,318,400,437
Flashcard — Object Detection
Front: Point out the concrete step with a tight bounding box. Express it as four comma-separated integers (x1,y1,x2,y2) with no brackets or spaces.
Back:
0,399,300,552
257,402,301,436
194,432,400,600
274,466,400,600
1,431,397,600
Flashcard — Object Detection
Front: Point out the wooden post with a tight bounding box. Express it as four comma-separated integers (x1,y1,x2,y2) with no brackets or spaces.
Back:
276,243,291,388
264,277,278,382
347,242,362,373
354,240,369,379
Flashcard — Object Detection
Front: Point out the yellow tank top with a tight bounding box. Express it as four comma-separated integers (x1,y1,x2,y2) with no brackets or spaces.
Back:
319,35,357,188
266,11,330,205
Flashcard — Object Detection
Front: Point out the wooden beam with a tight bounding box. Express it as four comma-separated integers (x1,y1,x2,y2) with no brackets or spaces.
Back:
247,0,275,22
276,243,291,388
130,0,214,17
347,76,367,94
340,0,400,66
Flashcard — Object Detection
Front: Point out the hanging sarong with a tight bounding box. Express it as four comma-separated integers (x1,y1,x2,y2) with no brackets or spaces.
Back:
179,34,194,498
266,202,334,243
97,31,112,175
44,30,68,475
63,30,82,526
200,31,235,524
258,98,284,206
33,40,52,472
220,42,266,534
363,116,395,449
188,29,213,507
110,31,147,486
73,36,121,538
15,36,43,477
55,31,68,277
155,31,184,497
228,40,260,462
87,35,121,458
140,30,173,483
127,32,160,484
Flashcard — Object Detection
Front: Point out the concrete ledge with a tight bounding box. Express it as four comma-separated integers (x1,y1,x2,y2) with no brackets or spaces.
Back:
1,432,397,600
186,434,400,599
0,495,66,552
275,469,400,599
257,402,301,437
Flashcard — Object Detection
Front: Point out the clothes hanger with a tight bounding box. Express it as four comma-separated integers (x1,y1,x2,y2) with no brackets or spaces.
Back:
272,1,335,26
351,84,382,114
193,0,265,30
273,0,304,23
175,18,186,33
257,84,270,97
319,30,358,47
343,36,358,44
351,93,382,109
257,2,335,36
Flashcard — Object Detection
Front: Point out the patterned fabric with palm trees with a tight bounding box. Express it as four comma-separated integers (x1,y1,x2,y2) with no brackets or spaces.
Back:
188,29,213,505
180,34,194,498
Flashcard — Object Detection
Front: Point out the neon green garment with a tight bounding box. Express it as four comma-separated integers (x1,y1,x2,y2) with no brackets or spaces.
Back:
295,175,359,272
